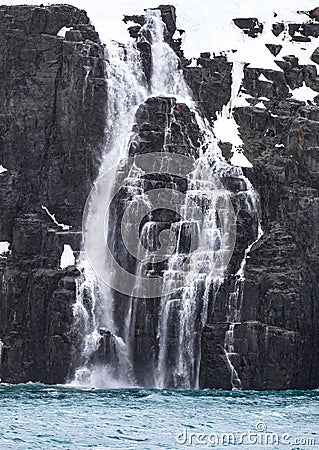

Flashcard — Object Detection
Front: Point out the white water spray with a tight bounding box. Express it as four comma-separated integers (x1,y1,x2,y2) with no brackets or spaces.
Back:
71,40,148,389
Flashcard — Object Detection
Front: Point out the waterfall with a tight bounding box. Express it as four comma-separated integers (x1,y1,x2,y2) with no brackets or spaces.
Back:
141,10,189,98
223,211,263,390
71,40,148,388
219,61,263,389
71,9,261,390
156,164,235,388
0,339,3,366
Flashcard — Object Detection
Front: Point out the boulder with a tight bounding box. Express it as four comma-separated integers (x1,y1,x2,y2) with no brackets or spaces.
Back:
233,18,263,37
272,22,284,36
265,43,282,56
311,47,319,65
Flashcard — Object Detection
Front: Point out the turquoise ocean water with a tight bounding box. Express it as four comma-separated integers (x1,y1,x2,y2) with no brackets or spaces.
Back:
0,384,318,449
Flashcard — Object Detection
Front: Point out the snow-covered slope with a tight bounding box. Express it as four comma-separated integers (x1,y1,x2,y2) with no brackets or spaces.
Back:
5,1,318,170
4,0,318,65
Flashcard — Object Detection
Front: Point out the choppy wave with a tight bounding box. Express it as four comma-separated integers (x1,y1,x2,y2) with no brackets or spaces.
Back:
0,385,318,449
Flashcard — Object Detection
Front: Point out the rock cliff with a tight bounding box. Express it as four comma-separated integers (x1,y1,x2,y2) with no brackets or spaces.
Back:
0,4,107,383
0,4,318,390
200,23,319,390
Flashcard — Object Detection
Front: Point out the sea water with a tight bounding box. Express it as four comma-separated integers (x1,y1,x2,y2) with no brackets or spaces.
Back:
0,384,318,449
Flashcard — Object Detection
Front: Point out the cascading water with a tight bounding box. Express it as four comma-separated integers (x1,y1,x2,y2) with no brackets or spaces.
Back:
71,41,148,388
218,61,263,389
156,163,235,388
71,8,261,390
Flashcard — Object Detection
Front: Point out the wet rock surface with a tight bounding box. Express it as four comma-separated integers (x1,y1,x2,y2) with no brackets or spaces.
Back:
183,54,232,122
108,96,202,386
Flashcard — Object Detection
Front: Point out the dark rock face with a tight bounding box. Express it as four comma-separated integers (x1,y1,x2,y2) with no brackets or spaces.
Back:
183,55,232,122
233,18,264,38
310,7,319,21
272,22,285,37
0,5,107,383
289,22,319,39
311,47,319,65
243,57,319,97
201,58,319,389
265,44,282,57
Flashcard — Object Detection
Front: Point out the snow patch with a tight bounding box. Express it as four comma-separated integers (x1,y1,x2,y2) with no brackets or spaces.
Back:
0,241,10,256
290,83,317,102
172,30,180,39
214,110,243,148
214,60,254,168
57,26,73,38
236,93,251,107
275,143,285,148
255,102,266,109
0,165,8,174
236,222,264,278
41,206,71,231
3,0,318,68
214,61,245,147
230,150,253,168
258,74,273,83
187,58,197,68
60,244,75,269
